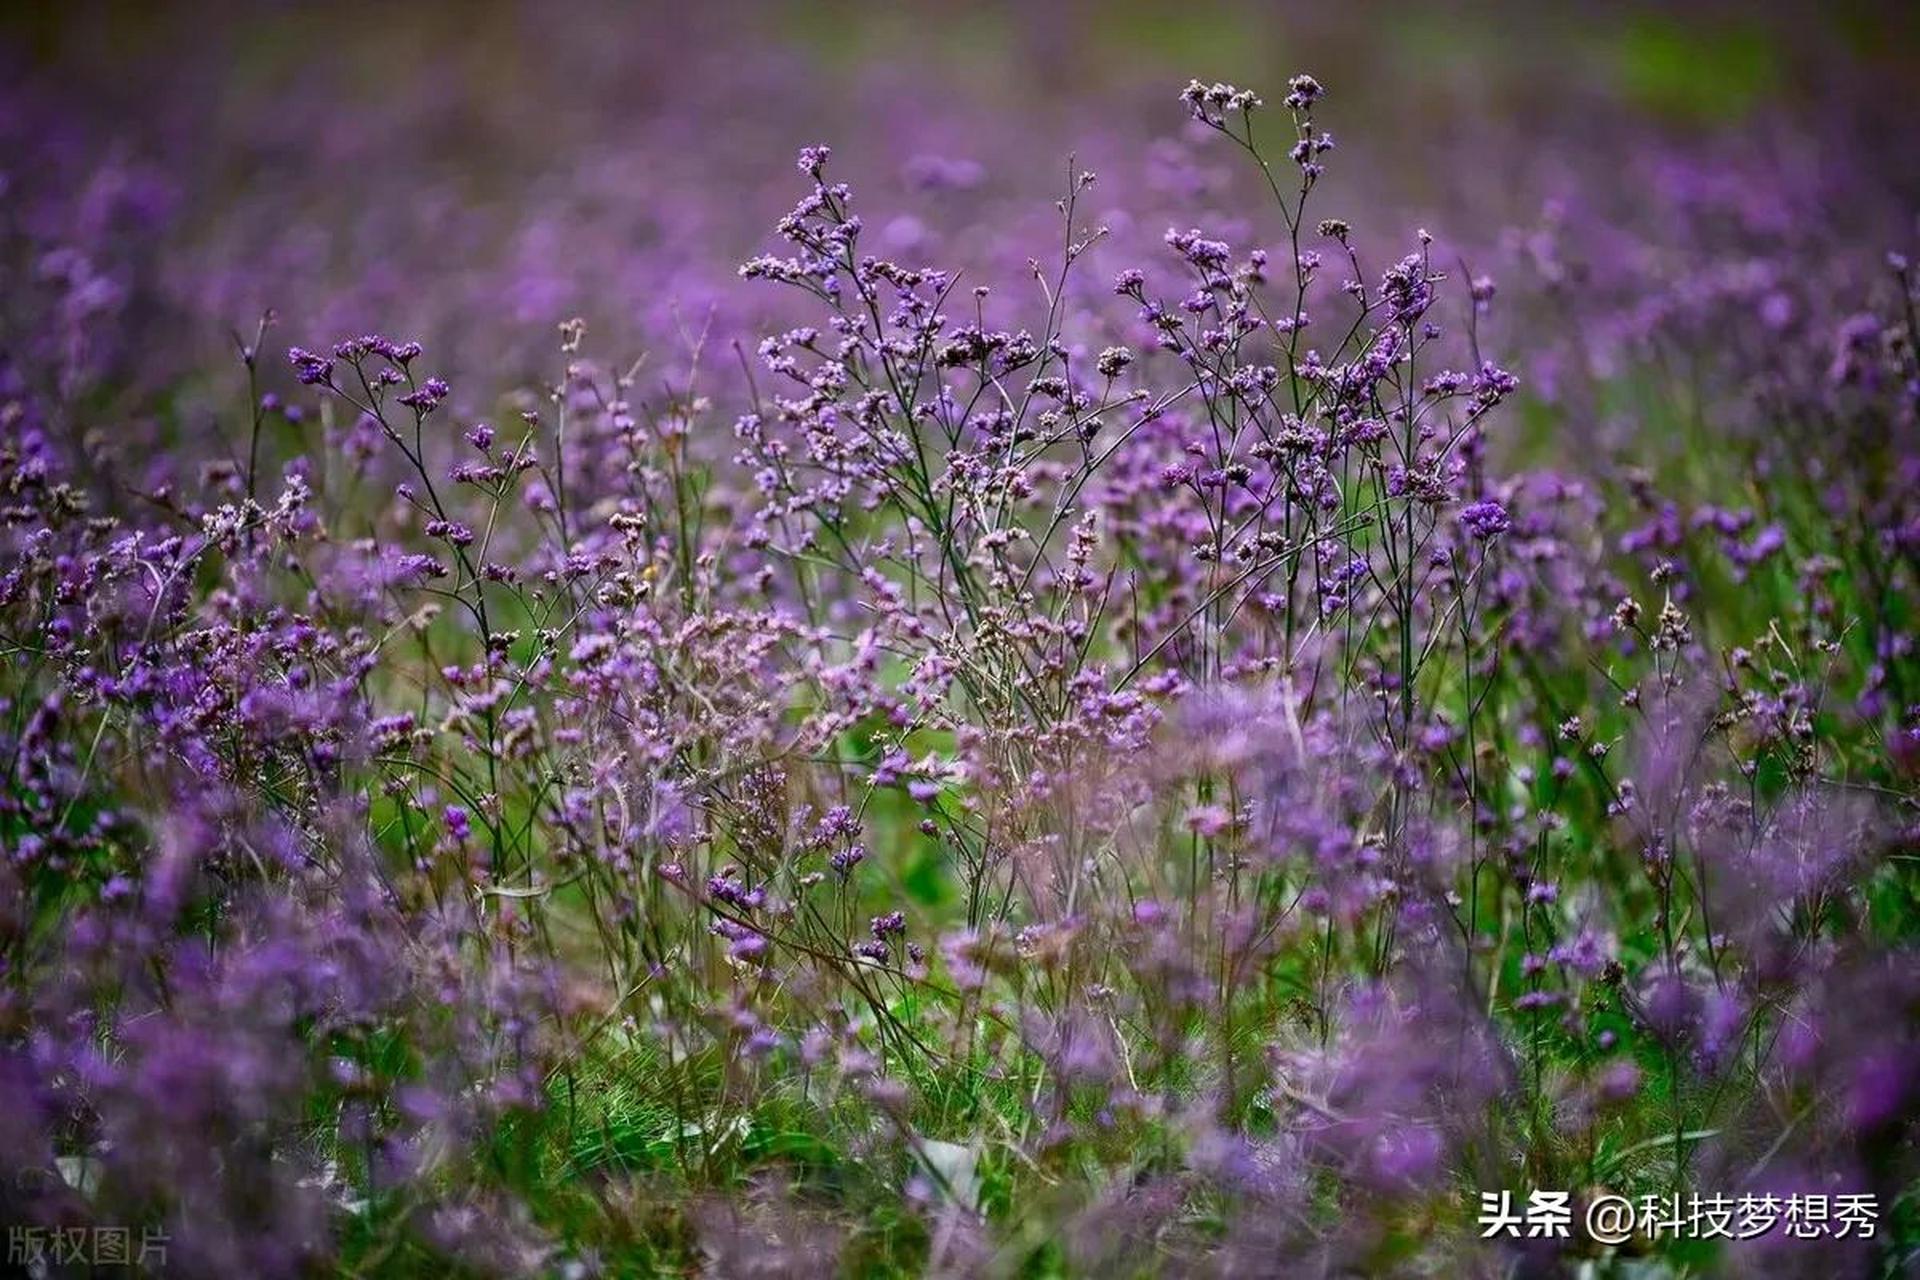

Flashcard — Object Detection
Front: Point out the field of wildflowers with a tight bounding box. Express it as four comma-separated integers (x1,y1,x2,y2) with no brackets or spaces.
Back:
2,3,1917,1275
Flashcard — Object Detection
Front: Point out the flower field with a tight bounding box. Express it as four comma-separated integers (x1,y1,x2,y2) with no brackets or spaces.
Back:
1,4,1917,1275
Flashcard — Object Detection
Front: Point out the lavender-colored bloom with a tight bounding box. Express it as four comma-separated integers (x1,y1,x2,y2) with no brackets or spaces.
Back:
1460,499,1512,540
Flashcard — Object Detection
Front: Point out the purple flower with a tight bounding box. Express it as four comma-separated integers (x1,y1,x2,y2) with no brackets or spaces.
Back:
1459,499,1512,541
287,346,333,385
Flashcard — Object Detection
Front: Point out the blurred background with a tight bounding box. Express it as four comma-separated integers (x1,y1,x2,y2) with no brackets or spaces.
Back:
3,0,1917,432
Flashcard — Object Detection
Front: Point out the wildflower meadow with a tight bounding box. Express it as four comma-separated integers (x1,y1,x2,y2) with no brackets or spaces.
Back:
1,4,1917,1275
